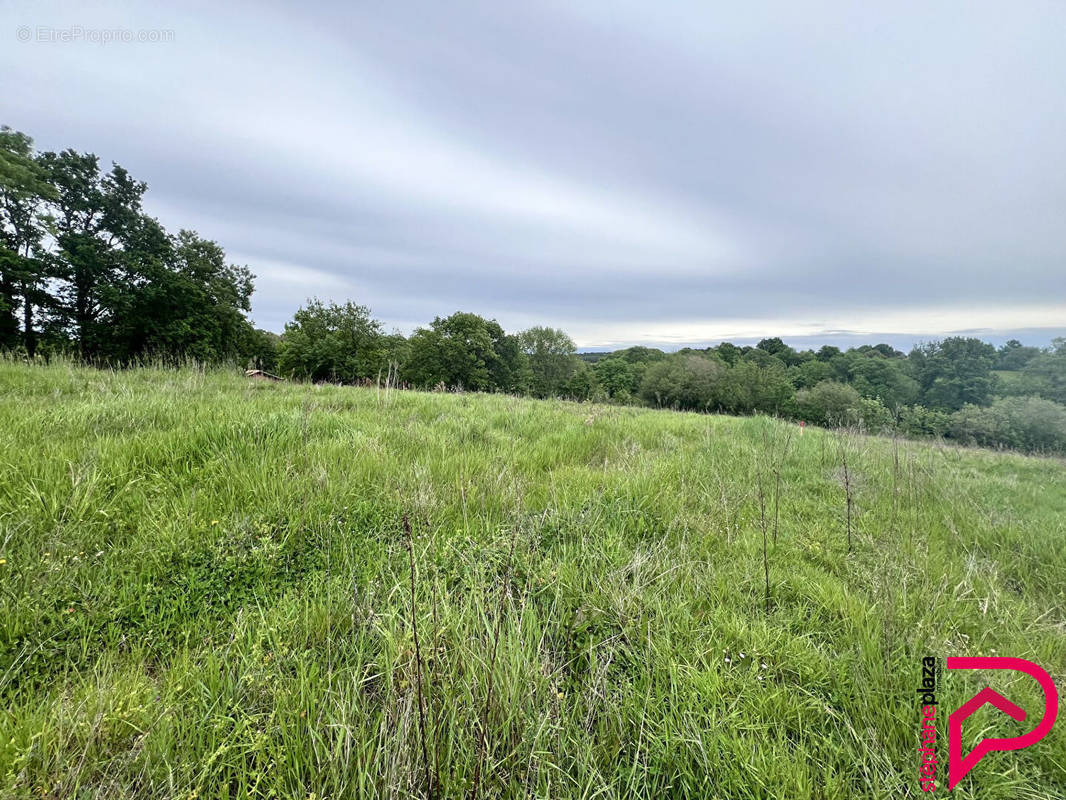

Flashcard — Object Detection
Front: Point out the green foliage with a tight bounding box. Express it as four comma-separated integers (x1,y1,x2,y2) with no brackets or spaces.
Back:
639,353,726,410
561,359,597,400
756,336,799,365
718,357,794,415
794,380,860,426
243,328,280,371
897,404,951,438
1015,342,1066,405
856,396,893,433
592,356,636,402
405,311,528,392
109,230,255,363
518,326,578,397
843,351,919,409
0,127,57,356
949,395,1066,454
0,127,257,364
996,339,1042,370
277,299,386,382
714,341,743,365
909,337,997,411
791,358,834,389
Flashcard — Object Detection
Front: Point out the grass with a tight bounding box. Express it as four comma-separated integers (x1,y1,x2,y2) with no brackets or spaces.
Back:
0,361,1064,799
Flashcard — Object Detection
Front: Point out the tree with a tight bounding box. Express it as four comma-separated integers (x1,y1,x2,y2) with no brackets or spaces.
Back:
561,360,597,400
489,326,531,394
719,358,794,415
639,353,726,410
791,358,834,389
815,345,842,362
614,345,666,364
0,127,56,356
715,341,742,366
593,356,636,401
38,149,149,357
996,339,1042,371
842,350,919,409
243,328,280,371
104,227,256,363
518,326,577,397
1017,344,1066,405
277,299,386,382
756,337,799,365
405,311,526,392
909,337,997,411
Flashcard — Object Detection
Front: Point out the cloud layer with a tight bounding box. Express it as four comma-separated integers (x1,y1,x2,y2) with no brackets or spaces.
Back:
5,0,1065,348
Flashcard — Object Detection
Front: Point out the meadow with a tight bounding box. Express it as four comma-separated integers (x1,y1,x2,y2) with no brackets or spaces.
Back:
0,362,1064,799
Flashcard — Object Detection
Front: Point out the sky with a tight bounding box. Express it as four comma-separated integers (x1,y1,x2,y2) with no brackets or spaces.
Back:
4,1,1065,351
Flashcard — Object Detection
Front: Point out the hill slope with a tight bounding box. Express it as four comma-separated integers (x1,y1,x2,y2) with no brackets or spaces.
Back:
1,363,1064,799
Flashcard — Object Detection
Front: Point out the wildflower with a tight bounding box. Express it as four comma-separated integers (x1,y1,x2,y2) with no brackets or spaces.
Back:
211,520,219,526
0,559,6,565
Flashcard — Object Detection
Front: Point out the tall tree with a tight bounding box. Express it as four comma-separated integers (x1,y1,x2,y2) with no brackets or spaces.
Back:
639,353,726,410
909,337,997,411
406,311,527,392
0,127,55,356
277,299,385,382
518,325,578,398
1016,339,1066,405
38,149,147,356
109,228,254,362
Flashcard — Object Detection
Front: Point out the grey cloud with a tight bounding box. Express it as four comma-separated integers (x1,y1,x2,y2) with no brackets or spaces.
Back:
3,0,1064,347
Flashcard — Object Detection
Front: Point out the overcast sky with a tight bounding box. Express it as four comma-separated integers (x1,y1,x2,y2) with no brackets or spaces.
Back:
4,1,1065,350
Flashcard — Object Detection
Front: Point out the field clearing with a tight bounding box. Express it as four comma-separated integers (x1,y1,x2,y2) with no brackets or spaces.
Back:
1,363,1064,799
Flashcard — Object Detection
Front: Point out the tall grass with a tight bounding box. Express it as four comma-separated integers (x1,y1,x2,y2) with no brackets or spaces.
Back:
0,361,1064,798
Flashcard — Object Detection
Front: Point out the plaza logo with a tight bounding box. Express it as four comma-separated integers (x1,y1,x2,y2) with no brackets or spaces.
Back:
918,656,1059,791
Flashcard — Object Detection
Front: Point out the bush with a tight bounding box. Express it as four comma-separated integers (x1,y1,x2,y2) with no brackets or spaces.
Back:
897,404,951,438
856,397,893,433
948,396,1066,455
794,381,860,427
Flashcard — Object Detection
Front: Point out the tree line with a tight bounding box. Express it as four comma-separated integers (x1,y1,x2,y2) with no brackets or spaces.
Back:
4,125,1065,455
269,298,1066,455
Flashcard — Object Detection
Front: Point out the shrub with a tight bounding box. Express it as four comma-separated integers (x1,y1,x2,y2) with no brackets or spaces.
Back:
897,404,951,438
794,381,860,427
856,396,893,433
948,395,1066,455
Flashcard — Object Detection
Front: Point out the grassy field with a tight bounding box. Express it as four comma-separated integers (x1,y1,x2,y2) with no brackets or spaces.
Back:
1,362,1064,799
